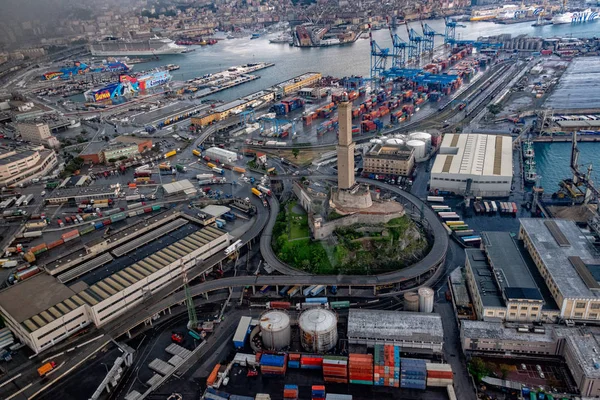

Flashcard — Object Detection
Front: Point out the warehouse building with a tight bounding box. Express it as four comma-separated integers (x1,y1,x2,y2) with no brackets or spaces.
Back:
191,90,275,127
45,185,120,205
0,221,230,353
205,147,238,163
79,136,152,165
272,72,322,97
347,309,443,355
519,218,600,322
430,134,512,197
0,147,58,187
363,143,415,177
162,179,197,197
464,231,559,323
461,320,600,397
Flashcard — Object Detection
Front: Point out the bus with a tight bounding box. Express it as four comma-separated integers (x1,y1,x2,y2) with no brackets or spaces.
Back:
330,301,350,309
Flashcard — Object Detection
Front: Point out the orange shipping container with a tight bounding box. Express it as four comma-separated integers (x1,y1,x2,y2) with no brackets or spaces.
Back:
30,243,47,253
128,183,137,188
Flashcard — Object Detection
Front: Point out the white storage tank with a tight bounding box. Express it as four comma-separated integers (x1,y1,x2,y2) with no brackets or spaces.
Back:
299,308,338,353
418,287,435,313
260,310,291,350
380,136,389,141
393,134,406,140
386,138,404,146
409,132,432,148
404,292,420,312
407,140,427,161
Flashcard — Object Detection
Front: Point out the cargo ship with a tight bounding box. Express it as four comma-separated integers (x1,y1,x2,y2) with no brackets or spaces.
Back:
551,9,599,24
90,36,185,56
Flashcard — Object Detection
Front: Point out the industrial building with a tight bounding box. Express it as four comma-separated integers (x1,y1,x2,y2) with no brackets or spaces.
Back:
205,147,238,163
16,121,60,148
363,143,415,177
460,320,600,397
79,137,152,165
191,90,275,127
0,147,58,187
162,179,197,197
555,119,600,133
519,219,600,321
45,185,120,205
272,72,322,97
0,221,230,353
464,231,559,323
430,133,513,197
347,309,443,355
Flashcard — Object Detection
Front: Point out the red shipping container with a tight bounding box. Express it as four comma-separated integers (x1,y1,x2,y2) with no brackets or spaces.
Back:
47,239,64,249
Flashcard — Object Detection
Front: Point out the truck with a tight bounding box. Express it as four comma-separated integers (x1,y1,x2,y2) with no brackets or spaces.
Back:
37,361,57,377
224,239,242,256
233,316,252,349
257,185,272,197
251,188,262,198
192,149,201,157
223,212,236,221
135,164,150,172
196,174,214,180
212,167,224,175
164,150,177,158
176,164,187,173
125,194,145,202
309,285,326,297
267,301,292,310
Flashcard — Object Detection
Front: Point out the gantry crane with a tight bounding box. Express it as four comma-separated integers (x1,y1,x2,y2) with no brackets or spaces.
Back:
444,17,466,45
181,265,198,330
405,23,424,63
420,21,444,54
387,18,412,69
369,25,391,81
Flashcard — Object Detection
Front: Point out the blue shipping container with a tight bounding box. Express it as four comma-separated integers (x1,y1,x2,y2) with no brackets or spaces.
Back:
260,354,285,367
305,297,328,304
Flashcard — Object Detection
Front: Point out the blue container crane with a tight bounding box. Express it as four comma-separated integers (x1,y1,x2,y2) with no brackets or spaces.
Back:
444,17,466,45
405,23,425,63
369,25,391,82
421,22,444,54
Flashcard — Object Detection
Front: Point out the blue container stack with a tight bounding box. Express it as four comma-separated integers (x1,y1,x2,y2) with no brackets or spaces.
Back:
311,385,326,400
260,354,287,376
206,387,231,400
400,358,427,390
230,396,254,400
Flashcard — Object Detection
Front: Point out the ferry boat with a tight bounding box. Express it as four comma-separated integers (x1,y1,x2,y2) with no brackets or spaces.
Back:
90,36,185,56
552,9,599,24
270,34,293,44
471,8,501,21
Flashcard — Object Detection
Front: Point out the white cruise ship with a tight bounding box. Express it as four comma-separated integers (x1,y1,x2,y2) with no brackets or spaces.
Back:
90,36,186,56
552,9,599,24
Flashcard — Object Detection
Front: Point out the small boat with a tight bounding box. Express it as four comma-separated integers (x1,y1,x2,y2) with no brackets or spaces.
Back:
251,33,261,40
523,140,535,158
166,64,180,71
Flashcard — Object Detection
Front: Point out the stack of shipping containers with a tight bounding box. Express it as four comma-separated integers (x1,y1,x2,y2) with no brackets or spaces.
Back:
348,354,373,385
283,385,299,400
425,363,454,387
287,353,300,369
400,358,427,390
301,354,323,370
311,385,326,400
260,354,287,376
373,344,401,387
322,355,348,383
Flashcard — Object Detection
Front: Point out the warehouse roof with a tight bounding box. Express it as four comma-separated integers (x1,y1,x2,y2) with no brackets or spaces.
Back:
482,231,543,302
557,120,600,128
162,179,197,196
431,133,512,177
461,320,555,342
347,309,443,343
520,218,600,300
0,274,77,323
213,99,248,113
465,249,505,308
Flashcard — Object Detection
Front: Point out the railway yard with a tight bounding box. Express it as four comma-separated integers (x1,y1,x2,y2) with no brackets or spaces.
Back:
2,32,600,400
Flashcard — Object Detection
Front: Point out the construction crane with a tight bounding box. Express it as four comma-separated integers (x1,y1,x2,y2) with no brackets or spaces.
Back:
369,24,391,82
405,23,424,63
387,17,412,69
444,17,466,45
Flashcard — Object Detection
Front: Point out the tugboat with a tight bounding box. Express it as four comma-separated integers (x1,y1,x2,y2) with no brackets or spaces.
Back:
524,159,537,185
523,140,535,159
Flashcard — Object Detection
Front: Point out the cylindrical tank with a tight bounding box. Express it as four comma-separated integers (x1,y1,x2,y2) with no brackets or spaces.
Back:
386,138,404,146
299,308,338,353
260,310,291,350
407,140,427,161
418,287,435,313
404,292,420,312
380,136,389,141
409,132,432,148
